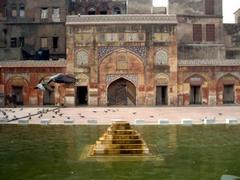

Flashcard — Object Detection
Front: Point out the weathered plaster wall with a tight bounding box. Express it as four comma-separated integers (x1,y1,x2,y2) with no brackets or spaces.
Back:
169,0,222,16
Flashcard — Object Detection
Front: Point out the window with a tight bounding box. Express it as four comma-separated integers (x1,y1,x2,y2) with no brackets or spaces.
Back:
206,24,215,41
41,8,48,19
52,37,59,49
113,7,121,15
52,8,60,22
11,4,17,17
11,37,17,48
19,4,25,17
76,50,88,66
193,24,202,42
40,37,48,48
2,4,6,17
156,50,168,65
100,10,107,15
19,37,24,47
205,0,214,15
88,7,96,15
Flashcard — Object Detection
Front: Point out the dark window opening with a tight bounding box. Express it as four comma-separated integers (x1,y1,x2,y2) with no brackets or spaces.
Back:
40,37,48,48
19,4,25,17
156,86,168,105
226,50,240,59
12,86,23,105
10,37,17,48
52,37,59,49
2,4,6,17
100,10,107,15
113,7,121,14
41,8,48,19
193,24,202,42
43,87,55,105
19,37,24,47
223,85,234,104
88,7,96,15
11,4,17,17
206,24,215,41
205,0,214,15
76,86,88,105
190,86,202,104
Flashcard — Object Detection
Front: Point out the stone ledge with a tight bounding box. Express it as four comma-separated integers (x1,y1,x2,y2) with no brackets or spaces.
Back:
0,59,67,68
178,59,240,66
66,14,177,25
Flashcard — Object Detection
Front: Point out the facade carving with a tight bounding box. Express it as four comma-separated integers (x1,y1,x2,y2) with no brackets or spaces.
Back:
0,0,240,107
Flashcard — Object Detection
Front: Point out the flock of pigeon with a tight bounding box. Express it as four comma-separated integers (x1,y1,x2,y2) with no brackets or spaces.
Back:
0,108,64,123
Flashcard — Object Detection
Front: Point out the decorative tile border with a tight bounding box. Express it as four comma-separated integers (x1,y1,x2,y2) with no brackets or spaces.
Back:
98,46,146,63
106,74,138,86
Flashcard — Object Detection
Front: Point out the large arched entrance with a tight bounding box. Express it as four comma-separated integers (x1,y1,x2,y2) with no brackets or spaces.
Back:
107,78,136,106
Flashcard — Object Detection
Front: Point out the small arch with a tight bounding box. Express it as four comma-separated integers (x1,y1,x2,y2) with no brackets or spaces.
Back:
217,74,239,105
112,7,121,15
88,7,96,15
19,3,25,17
184,74,208,105
99,5,108,15
11,3,17,17
76,50,88,66
155,49,168,65
184,74,207,84
5,76,29,106
217,73,240,82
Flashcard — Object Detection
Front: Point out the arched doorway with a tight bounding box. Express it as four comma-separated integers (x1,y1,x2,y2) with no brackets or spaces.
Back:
107,78,136,106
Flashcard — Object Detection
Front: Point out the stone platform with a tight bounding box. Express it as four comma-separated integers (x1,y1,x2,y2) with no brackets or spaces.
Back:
0,106,240,125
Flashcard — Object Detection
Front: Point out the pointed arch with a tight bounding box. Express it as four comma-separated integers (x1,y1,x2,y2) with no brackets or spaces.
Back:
155,49,168,65
99,48,145,65
107,78,136,106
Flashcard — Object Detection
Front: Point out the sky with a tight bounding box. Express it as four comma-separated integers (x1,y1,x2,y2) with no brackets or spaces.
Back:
153,0,240,23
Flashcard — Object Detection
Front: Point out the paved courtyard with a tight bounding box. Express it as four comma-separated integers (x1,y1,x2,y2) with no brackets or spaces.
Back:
0,106,239,125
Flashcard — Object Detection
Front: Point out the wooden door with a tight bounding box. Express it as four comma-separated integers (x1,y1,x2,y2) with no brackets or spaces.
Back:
108,78,136,106
156,86,168,105
223,85,234,104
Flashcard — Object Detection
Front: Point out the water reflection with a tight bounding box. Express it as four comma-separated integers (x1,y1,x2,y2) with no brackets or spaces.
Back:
0,125,240,179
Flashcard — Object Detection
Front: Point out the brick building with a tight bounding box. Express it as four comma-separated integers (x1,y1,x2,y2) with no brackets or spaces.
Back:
0,0,240,107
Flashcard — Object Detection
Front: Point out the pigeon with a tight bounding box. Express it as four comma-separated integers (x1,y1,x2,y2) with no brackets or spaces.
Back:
35,73,77,91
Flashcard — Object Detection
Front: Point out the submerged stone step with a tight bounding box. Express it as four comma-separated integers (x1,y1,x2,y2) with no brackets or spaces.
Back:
107,129,138,135
103,134,141,140
95,143,146,149
99,139,144,144
94,148,149,155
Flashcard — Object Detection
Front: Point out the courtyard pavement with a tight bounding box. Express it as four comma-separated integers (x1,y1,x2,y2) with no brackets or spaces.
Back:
0,106,239,125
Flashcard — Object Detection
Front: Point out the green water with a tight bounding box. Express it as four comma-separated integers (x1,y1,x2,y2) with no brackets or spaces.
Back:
0,125,240,180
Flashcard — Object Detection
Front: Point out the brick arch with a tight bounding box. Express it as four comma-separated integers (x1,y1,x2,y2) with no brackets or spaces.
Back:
183,74,209,105
5,76,30,105
99,50,145,105
217,73,240,105
184,74,207,84
217,73,240,82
